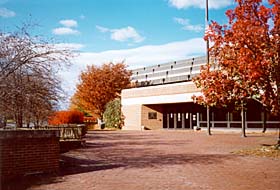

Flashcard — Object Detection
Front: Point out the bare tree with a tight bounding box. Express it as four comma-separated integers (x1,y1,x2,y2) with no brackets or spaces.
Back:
0,24,72,128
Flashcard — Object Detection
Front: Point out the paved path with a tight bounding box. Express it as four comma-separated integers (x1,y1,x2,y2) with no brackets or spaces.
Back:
6,130,280,190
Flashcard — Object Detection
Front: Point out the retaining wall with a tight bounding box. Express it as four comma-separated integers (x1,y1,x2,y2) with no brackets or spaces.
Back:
0,129,60,183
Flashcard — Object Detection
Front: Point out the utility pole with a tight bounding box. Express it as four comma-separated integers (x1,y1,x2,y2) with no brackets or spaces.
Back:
206,0,210,65
205,0,211,136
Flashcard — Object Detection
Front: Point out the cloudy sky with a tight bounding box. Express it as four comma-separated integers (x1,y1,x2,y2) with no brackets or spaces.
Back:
0,0,234,108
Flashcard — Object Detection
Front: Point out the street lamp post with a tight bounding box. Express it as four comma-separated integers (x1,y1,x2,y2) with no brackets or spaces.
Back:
205,0,209,65
205,0,211,136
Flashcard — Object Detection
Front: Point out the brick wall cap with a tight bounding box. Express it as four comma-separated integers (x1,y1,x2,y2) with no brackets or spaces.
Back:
0,129,60,139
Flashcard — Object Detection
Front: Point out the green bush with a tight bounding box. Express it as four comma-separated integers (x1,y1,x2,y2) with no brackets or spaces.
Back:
103,99,123,129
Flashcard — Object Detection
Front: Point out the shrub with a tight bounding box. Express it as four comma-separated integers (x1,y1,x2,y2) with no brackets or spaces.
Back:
103,99,123,129
48,110,84,125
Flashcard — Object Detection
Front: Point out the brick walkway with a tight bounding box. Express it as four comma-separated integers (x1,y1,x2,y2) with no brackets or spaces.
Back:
4,130,280,190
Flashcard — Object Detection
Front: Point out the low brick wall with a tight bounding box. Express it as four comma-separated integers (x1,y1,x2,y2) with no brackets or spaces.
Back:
60,139,85,153
0,129,60,183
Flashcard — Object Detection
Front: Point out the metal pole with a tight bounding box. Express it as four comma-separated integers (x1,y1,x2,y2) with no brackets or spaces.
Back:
205,0,211,135
205,0,210,66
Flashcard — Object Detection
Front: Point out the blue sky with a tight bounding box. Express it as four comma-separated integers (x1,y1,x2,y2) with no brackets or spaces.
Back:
0,0,234,107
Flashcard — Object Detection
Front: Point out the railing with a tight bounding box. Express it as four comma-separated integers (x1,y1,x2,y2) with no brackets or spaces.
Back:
199,120,280,128
43,124,84,140
131,56,207,87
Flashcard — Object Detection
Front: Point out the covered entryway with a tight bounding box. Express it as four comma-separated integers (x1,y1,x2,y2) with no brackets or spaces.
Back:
142,102,206,130
161,103,206,129
163,112,193,129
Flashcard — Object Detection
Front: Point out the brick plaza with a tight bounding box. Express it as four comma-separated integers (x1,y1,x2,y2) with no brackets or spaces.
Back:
3,130,279,190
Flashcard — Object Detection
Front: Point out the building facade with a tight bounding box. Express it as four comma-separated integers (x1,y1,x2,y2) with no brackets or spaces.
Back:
121,56,279,130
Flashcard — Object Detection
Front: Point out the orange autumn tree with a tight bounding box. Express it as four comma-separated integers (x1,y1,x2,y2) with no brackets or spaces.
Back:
193,0,280,137
48,110,84,125
69,92,92,117
73,62,131,119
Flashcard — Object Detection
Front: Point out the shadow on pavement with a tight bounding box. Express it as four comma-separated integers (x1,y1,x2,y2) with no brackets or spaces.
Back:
2,130,237,190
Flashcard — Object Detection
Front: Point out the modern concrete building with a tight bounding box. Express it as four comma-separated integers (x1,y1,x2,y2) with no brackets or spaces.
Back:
121,56,279,130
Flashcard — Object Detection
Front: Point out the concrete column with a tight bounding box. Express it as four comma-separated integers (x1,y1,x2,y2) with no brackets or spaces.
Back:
174,113,177,129
196,112,200,127
189,113,193,129
167,113,170,129
227,112,230,128
211,111,215,128
182,113,185,128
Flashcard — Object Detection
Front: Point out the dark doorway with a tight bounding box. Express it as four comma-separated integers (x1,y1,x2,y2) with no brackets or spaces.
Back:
161,103,205,129
168,113,174,128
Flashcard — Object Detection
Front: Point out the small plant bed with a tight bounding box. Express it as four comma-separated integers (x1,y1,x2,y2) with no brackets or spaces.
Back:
233,144,280,158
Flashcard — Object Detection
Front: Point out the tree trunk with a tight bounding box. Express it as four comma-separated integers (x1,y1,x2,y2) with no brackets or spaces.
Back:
262,110,267,133
241,104,246,137
15,112,23,128
3,116,7,128
207,105,211,135
276,75,280,144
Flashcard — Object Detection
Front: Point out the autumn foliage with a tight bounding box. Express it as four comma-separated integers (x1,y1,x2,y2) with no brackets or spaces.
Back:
72,62,131,118
193,0,280,116
48,110,84,125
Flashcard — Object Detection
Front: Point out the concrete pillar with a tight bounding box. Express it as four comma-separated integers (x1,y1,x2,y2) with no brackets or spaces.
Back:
211,111,215,128
196,112,200,127
167,113,170,129
189,113,193,129
227,112,230,128
182,113,185,128
174,113,177,129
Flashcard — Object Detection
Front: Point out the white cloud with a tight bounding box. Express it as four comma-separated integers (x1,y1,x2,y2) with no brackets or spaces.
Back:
174,17,203,32
59,19,77,28
52,27,80,35
96,25,145,43
169,0,232,9
96,25,110,33
53,19,80,35
54,43,84,51
59,38,205,108
79,38,204,68
112,26,145,43
0,7,15,18
60,38,204,87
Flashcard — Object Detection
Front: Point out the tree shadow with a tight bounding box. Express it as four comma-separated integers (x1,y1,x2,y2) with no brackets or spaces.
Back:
59,154,125,176
1,156,123,190
1,173,63,190
85,131,161,141
2,131,238,190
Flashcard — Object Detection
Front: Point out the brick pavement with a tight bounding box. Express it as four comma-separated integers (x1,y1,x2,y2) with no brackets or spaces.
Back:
3,130,280,190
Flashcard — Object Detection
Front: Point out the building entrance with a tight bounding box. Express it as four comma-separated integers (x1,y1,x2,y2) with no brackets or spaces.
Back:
163,112,197,129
